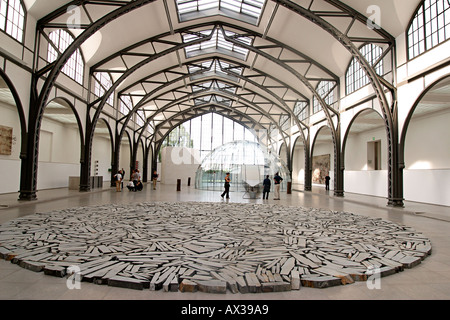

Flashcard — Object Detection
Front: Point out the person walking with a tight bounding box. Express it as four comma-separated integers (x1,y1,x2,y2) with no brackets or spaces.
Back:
262,175,271,200
273,172,283,200
221,172,231,199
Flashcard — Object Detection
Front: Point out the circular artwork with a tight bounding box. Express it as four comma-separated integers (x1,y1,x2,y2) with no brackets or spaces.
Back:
0,202,431,293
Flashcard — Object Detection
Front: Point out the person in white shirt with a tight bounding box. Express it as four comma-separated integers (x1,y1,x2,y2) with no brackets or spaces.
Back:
114,172,122,192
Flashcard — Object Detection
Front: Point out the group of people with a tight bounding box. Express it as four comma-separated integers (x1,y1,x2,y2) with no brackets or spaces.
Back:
220,172,284,200
263,172,283,200
126,169,143,192
113,168,147,192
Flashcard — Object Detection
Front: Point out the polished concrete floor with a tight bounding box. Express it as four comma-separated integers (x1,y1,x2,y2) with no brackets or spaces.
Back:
0,182,449,300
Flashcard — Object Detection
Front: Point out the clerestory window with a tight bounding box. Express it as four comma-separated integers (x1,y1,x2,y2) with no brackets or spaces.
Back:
313,81,336,114
0,0,25,43
346,44,383,95
48,29,84,85
407,0,450,60
94,72,114,106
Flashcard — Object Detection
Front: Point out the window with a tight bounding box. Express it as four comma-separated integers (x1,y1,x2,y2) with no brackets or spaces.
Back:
0,0,25,42
176,0,266,25
48,29,84,85
294,101,308,121
183,28,253,60
192,80,238,94
313,81,336,113
94,72,114,105
279,114,290,131
408,0,450,59
162,112,257,161
188,59,243,81
136,110,145,127
346,44,383,95
119,95,133,115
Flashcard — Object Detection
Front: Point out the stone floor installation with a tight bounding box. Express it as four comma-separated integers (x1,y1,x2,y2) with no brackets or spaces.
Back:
0,202,432,294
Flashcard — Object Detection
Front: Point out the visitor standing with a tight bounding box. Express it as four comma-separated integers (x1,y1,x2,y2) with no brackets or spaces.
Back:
325,174,330,190
221,172,231,199
152,170,159,190
263,175,271,200
114,171,122,192
273,172,283,200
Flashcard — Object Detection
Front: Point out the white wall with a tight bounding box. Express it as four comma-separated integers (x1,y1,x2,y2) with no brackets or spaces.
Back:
403,108,450,206
292,145,305,185
92,134,112,182
36,117,81,190
119,140,131,179
160,147,200,185
0,101,22,194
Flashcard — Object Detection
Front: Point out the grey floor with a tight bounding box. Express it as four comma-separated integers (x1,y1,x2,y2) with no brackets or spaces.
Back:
0,182,449,300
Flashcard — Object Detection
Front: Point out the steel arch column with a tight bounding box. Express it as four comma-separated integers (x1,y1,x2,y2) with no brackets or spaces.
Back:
19,0,156,199
274,0,402,205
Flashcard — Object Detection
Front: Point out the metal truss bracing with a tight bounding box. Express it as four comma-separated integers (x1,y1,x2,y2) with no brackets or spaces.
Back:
88,21,339,179
273,0,401,205
17,0,402,207
19,0,157,200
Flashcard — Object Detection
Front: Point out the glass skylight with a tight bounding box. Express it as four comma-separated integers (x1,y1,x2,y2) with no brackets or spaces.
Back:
176,0,266,25
188,59,244,81
183,28,253,60
192,80,238,94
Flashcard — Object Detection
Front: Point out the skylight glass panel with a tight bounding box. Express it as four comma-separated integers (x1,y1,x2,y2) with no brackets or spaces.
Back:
188,59,243,78
183,28,252,60
176,0,266,25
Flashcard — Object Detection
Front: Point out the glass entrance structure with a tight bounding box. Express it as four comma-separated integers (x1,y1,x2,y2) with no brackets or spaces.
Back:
195,140,290,196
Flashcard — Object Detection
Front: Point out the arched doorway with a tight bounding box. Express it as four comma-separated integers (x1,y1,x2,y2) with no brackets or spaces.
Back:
92,118,113,184
402,75,450,206
311,126,334,190
119,130,133,181
291,135,306,187
37,98,83,190
343,109,387,198
0,72,25,194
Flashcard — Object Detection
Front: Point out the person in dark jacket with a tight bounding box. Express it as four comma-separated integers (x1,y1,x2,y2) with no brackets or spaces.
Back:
221,172,231,199
262,175,271,200
273,172,283,200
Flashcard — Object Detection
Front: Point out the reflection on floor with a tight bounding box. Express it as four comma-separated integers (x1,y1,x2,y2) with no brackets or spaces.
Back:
0,182,449,300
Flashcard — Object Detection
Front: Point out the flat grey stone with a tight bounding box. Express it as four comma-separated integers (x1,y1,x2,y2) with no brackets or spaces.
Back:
261,282,291,292
301,275,342,289
196,280,227,294
107,275,145,290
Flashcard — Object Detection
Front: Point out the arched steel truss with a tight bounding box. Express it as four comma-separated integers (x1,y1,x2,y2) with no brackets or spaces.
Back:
18,0,401,206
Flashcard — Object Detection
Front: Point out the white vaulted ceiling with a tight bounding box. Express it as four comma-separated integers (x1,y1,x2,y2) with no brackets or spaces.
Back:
10,0,425,140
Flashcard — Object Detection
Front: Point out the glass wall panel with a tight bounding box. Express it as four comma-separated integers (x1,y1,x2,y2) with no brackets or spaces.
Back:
195,140,290,195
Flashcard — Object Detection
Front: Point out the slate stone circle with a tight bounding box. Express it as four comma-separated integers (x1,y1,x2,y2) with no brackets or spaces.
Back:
0,202,432,293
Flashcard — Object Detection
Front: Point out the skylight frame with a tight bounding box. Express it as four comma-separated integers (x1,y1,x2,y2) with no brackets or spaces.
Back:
187,59,244,82
175,0,266,26
183,28,253,61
